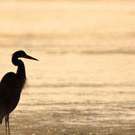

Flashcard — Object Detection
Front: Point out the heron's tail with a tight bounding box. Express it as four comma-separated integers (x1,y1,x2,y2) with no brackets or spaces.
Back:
0,112,4,124
0,119,2,124
0,116,3,124
0,114,3,124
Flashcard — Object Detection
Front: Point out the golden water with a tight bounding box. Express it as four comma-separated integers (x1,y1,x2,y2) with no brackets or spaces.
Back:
0,0,134,134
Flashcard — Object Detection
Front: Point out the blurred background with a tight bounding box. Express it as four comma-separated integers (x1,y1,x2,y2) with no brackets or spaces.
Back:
0,0,134,135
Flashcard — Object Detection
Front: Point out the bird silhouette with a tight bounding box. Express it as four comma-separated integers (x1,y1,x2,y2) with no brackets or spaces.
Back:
0,50,38,135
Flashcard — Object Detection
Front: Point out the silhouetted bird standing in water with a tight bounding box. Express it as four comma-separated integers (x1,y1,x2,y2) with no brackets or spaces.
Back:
0,50,38,135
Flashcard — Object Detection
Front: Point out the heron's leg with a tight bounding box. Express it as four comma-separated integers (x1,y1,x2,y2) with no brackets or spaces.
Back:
5,115,10,135
7,115,10,135
5,116,8,135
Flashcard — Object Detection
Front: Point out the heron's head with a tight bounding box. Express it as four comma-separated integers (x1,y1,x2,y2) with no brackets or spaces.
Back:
13,50,38,61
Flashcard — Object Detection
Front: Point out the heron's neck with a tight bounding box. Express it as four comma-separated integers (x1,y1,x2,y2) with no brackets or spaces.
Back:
17,60,26,78
12,56,26,78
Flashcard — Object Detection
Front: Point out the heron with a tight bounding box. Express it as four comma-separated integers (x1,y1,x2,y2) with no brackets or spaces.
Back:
0,50,38,135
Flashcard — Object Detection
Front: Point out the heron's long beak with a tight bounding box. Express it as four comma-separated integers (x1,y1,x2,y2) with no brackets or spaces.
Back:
24,55,38,61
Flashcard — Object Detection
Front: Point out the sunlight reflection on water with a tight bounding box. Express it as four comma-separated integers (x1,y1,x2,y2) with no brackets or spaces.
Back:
0,0,135,135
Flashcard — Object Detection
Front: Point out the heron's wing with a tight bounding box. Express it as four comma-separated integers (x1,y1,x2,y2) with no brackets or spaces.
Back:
0,72,17,117
0,72,16,95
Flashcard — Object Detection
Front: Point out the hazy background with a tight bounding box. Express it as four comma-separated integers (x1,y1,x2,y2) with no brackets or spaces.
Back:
0,0,134,135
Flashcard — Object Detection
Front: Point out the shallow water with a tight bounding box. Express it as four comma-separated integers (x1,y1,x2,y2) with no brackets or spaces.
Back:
0,0,135,135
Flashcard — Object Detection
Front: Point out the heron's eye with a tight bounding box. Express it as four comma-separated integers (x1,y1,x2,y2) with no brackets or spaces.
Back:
20,51,26,57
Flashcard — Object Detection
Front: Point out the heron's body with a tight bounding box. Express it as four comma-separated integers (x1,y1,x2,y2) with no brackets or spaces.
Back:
0,72,26,123
0,50,38,135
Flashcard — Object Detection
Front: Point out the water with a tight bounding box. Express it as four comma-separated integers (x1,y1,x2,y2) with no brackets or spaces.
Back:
0,0,135,135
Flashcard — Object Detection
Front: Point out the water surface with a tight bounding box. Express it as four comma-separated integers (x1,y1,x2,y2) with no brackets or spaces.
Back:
0,0,135,135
